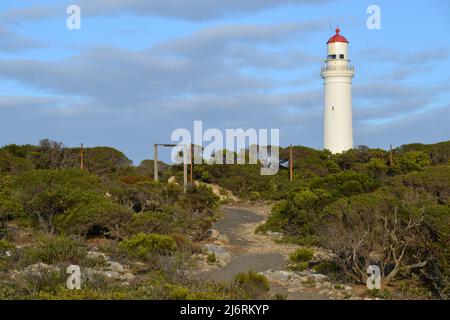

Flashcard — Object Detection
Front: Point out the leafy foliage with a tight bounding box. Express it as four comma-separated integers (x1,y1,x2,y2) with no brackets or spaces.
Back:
289,248,314,271
0,139,449,299
13,169,125,235
233,271,270,299
0,175,22,237
0,150,33,174
119,233,177,259
289,248,314,264
251,142,450,297
27,236,87,265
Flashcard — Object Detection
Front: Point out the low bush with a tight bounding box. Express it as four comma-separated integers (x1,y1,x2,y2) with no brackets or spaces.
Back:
289,248,314,264
0,239,14,255
0,240,16,271
312,262,338,274
367,289,393,299
55,199,133,238
170,233,202,254
125,212,173,236
233,271,270,299
27,236,87,265
289,248,314,271
119,233,177,259
207,253,216,263
0,269,67,298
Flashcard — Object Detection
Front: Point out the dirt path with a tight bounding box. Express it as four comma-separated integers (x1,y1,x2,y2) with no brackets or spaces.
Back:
198,205,330,300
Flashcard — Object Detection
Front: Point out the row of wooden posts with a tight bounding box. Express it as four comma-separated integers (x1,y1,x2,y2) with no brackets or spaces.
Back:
151,144,295,190
78,143,395,192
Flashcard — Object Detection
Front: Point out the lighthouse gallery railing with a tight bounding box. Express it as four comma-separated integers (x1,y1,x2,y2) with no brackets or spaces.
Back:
321,64,354,73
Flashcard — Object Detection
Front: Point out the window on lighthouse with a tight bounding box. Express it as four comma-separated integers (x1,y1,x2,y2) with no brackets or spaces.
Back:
339,54,345,59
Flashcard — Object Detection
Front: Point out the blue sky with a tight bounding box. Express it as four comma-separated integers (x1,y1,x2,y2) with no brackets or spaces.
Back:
0,0,449,164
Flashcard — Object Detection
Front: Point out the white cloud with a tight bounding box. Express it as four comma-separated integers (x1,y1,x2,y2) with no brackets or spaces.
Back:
0,21,326,108
1,0,333,22
0,25,44,53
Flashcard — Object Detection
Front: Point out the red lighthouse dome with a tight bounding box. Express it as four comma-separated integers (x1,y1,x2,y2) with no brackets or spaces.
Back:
327,27,349,44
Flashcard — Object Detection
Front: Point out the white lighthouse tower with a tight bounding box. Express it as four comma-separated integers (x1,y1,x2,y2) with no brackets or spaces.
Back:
321,27,355,153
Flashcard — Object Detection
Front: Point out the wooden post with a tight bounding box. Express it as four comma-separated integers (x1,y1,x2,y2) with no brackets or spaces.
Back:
289,144,293,182
389,144,394,166
154,144,158,182
183,145,188,193
190,143,193,182
80,143,84,171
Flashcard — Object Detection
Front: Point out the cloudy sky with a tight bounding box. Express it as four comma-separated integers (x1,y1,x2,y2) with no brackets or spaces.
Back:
0,0,449,164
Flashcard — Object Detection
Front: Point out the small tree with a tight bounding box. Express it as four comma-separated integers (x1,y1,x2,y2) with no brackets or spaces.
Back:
320,188,428,284
398,151,431,173
365,158,388,181
35,139,65,169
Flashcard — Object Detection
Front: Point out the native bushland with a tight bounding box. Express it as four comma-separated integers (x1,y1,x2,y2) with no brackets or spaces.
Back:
252,142,450,298
0,140,232,299
0,140,449,299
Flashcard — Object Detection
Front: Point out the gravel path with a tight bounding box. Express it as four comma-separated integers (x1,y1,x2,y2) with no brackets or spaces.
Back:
212,207,265,246
199,206,328,300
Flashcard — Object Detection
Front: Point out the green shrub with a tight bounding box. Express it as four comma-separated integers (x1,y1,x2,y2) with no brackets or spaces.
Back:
249,191,261,201
312,262,338,274
289,248,314,264
273,293,288,300
125,212,173,236
293,189,320,210
0,239,14,255
170,233,202,253
398,151,431,172
288,248,314,271
27,236,86,265
55,199,132,238
256,200,289,234
367,289,392,299
180,184,219,214
233,271,270,299
165,284,190,300
119,233,177,259
207,253,216,263
0,150,34,174
365,158,387,179
14,269,66,297
13,169,132,238
290,261,308,271
0,175,23,237
0,240,16,271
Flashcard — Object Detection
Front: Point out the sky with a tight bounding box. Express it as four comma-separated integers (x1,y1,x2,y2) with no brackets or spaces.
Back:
0,0,449,164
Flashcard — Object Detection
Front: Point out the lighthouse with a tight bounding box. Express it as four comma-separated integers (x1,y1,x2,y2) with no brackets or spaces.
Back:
321,27,355,153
